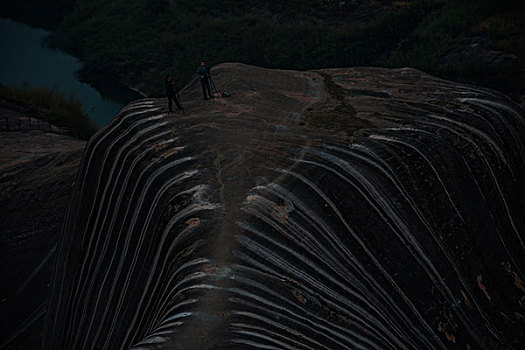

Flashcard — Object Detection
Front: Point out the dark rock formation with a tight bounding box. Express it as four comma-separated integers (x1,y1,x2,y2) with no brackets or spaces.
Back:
44,63,525,349
0,128,85,349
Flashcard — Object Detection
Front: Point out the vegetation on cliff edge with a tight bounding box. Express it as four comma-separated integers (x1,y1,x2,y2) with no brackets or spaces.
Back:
0,84,99,139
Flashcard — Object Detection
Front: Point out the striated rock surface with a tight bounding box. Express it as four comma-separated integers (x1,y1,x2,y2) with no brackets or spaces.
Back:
0,129,85,349
44,63,525,349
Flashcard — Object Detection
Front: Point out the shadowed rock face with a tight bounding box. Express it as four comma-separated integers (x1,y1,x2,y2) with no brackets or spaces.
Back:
0,130,85,349
44,63,525,349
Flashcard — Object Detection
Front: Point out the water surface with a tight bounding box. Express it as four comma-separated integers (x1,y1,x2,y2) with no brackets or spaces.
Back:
0,19,140,125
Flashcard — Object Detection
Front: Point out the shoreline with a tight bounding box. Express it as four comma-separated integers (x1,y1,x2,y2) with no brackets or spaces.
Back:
0,17,144,126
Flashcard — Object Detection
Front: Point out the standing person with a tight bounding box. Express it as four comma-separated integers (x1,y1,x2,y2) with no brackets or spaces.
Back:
197,61,213,100
165,75,182,113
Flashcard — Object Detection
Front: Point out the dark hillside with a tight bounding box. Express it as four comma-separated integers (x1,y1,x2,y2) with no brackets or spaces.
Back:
0,104,85,348
2,1,524,103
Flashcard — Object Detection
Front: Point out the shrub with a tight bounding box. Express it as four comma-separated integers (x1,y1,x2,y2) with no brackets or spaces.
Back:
0,84,99,140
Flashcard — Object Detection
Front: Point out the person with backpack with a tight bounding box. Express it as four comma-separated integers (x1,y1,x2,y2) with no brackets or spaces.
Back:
197,61,213,100
165,75,182,113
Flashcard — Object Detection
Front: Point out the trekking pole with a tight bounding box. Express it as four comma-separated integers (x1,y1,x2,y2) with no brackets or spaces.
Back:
209,75,221,98
175,91,185,114
206,78,215,102
178,75,199,95
174,80,185,114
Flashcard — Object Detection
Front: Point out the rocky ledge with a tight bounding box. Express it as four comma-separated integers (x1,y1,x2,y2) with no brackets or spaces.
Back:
43,63,524,349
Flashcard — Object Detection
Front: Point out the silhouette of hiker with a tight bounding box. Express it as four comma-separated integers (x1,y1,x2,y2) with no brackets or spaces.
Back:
165,75,182,112
197,61,213,100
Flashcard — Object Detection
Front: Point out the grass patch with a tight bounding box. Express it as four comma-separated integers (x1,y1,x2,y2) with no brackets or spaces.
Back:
0,84,99,139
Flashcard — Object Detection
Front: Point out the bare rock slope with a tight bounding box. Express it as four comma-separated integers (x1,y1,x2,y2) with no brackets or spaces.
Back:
45,63,525,349
1,128,85,349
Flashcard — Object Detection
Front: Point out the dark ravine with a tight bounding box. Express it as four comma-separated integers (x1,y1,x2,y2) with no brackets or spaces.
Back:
43,63,524,349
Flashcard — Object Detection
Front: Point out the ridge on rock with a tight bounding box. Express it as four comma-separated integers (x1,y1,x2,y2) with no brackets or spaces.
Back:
44,63,525,349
